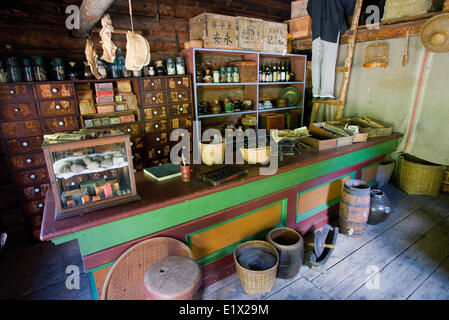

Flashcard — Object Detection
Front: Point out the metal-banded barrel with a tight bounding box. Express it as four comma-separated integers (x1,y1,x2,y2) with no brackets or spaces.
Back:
339,179,371,237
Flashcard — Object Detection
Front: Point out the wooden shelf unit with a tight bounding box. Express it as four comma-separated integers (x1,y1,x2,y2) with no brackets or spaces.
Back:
183,48,307,151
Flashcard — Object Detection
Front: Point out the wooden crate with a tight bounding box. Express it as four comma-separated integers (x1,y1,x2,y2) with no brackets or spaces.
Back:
302,132,337,151
263,21,288,53
291,0,309,19
350,117,393,138
326,120,369,143
382,0,441,20
286,16,312,38
310,122,353,147
237,16,264,51
229,61,258,82
259,113,285,134
189,13,238,50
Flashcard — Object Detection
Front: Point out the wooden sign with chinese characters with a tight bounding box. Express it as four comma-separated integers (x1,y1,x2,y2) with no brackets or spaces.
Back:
263,22,288,53
190,13,238,50
237,16,264,51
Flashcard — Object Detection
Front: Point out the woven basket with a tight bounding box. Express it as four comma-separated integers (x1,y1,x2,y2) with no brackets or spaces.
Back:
397,153,444,197
101,237,194,300
234,240,279,295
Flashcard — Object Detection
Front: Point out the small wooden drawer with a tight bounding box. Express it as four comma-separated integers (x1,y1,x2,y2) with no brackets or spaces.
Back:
0,102,38,120
130,136,145,150
169,103,192,117
15,167,48,186
116,123,142,136
146,132,169,146
0,84,34,101
144,120,168,133
168,91,191,104
35,83,74,100
169,129,192,144
166,77,191,90
143,106,168,120
10,152,46,171
141,78,165,92
22,199,46,216
38,99,77,117
21,183,50,201
6,136,44,155
141,92,167,106
148,144,171,160
1,120,42,138
170,116,193,130
41,116,79,133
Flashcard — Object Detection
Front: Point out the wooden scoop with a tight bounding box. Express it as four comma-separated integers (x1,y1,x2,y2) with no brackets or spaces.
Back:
307,243,336,249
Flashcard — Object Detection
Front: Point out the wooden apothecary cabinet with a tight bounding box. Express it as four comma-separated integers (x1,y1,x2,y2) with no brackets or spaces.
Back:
42,131,140,219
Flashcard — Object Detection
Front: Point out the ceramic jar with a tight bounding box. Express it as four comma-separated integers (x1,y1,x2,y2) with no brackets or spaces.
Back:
367,189,392,225
200,142,225,166
211,100,221,114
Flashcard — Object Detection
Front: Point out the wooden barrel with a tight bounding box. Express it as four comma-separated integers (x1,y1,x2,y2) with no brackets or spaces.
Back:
266,227,304,279
339,179,371,237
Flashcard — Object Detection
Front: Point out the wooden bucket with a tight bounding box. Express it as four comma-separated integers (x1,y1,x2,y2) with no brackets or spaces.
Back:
339,179,371,238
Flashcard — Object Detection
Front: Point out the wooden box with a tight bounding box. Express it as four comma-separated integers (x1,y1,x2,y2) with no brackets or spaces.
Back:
189,13,238,50
97,104,115,114
302,132,338,151
350,117,393,138
382,0,443,21
237,16,264,51
263,21,288,53
291,0,309,19
42,131,140,219
259,113,285,134
287,16,312,38
310,122,353,147
326,120,369,143
229,61,258,82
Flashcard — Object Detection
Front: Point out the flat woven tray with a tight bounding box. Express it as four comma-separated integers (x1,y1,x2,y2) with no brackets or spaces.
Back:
101,237,194,300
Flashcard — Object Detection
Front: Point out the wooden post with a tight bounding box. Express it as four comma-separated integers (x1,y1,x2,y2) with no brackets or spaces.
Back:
73,0,116,38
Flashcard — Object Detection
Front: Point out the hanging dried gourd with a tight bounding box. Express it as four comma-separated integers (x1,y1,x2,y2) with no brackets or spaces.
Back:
99,14,117,63
85,38,102,79
363,37,388,69
125,0,151,71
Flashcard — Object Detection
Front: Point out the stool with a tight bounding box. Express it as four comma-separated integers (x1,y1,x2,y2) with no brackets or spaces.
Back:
143,256,201,300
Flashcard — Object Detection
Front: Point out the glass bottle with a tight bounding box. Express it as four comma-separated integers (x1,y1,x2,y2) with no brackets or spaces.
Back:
0,61,8,83
51,58,66,81
97,59,109,79
286,61,291,82
259,65,263,82
233,66,239,83
266,65,272,82
166,57,176,75
219,67,227,83
272,63,278,83
280,61,286,82
213,69,220,83
277,62,282,82
83,61,93,79
226,66,232,83
262,65,266,82
22,58,34,82
32,56,47,81
155,60,166,76
6,57,23,83
149,66,155,76
176,56,185,75
67,61,79,80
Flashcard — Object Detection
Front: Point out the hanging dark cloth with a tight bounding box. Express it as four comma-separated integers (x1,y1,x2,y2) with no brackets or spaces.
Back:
307,0,356,43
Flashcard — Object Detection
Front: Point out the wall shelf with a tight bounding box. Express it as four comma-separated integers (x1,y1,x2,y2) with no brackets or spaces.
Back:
183,48,307,152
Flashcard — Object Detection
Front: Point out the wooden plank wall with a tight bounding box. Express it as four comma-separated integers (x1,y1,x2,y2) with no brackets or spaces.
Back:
0,0,291,60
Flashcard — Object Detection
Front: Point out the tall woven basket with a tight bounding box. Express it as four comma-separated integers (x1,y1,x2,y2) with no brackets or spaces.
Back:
234,240,279,295
397,153,444,197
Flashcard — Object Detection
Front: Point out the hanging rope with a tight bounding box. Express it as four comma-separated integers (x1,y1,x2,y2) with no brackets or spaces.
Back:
128,0,134,33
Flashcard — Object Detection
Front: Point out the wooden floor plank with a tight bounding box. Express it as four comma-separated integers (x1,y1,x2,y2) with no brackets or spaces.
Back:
310,193,449,300
407,255,449,300
265,276,331,300
347,217,449,300
301,195,426,281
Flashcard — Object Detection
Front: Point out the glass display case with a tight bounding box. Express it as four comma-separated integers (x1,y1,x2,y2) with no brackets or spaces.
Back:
42,130,140,219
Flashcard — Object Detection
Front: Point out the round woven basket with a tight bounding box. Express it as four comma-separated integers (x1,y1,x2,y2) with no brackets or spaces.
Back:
376,159,395,188
397,154,444,197
101,237,194,300
234,240,279,295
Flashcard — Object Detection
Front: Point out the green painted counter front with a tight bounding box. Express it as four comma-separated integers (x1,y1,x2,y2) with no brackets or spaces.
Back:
48,137,399,259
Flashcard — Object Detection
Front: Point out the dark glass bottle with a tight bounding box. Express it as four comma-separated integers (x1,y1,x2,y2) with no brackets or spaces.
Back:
22,58,34,82
32,56,48,81
272,63,277,83
6,57,23,83
67,61,80,80
280,61,286,82
266,65,272,82
51,58,66,80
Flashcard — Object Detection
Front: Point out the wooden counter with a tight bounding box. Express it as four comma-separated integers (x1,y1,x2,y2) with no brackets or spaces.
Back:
41,133,402,299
